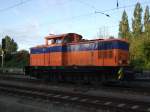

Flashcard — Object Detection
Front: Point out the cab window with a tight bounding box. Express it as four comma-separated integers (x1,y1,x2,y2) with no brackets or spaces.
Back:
56,39,62,44
48,39,56,44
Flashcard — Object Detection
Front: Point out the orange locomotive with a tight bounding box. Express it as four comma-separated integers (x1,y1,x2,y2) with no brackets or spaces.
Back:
25,33,131,82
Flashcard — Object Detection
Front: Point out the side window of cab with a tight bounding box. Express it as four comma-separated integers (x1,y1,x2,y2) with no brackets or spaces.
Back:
56,39,62,44
51,39,56,44
50,38,62,44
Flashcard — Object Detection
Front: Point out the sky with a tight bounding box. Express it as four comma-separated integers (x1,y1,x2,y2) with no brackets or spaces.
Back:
0,0,149,50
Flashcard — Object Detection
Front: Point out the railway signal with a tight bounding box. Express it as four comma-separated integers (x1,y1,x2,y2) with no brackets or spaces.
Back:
1,39,5,68
1,50,4,68
2,38,6,50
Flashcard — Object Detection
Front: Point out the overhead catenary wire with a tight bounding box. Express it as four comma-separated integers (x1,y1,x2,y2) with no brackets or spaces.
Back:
117,0,119,8
40,1,150,26
76,0,150,15
0,0,75,13
1,0,149,27
76,0,110,17
1,0,149,25
2,1,147,41
75,0,150,17
1,0,150,45
0,0,32,12
101,0,150,12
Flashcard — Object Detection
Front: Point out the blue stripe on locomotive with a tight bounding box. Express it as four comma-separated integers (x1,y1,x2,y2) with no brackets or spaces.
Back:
31,41,129,54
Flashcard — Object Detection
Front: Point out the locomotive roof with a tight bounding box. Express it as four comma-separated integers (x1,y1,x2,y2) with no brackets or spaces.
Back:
31,33,128,49
65,38,128,46
45,33,82,39
31,38,128,49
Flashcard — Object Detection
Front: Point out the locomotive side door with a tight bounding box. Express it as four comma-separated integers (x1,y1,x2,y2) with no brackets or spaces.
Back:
44,47,50,66
98,42,104,66
90,51,94,65
90,43,94,65
62,44,67,66
62,35,74,66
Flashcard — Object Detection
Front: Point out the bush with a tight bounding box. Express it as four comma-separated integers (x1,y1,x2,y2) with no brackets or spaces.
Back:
4,50,29,68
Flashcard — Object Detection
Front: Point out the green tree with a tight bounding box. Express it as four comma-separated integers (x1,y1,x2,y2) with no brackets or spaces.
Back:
118,2,150,70
11,39,18,52
144,6,150,36
2,35,18,54
5,50,29,68
129,37,145,68
119,10,130,39
132,2,143,37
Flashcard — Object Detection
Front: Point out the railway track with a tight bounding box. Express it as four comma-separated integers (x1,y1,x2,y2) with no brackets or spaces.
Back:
1,73,150,95
0,81,150,112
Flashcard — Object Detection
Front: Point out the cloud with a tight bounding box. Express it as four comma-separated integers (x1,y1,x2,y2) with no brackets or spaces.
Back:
0,20,42,50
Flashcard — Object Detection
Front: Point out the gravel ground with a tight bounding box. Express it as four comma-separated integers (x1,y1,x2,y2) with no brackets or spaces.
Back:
0,77,150,112
0,79,150,103
0,94,109,112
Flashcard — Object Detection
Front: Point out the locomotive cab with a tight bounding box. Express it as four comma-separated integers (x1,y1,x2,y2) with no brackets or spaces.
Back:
45,33,82,45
